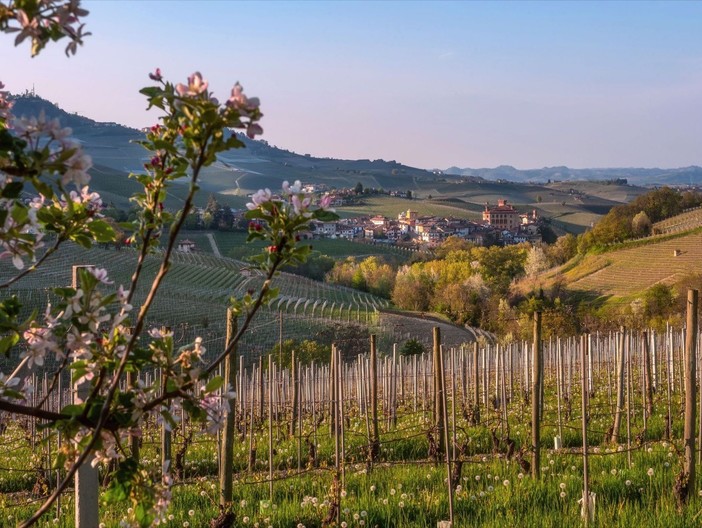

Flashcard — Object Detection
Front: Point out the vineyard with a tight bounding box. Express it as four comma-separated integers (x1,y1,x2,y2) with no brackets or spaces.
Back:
0,243,485,378
653,207,702,236
539,230,702,300
1,300,702,526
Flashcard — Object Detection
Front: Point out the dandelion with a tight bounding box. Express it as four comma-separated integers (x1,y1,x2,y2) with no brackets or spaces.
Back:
341,523,348,528
559,482,566,490
647,468,654,477
188,510,195,517
625,480,632,486
503,480,510,487
183,523,190,528
200,490,206,497
487,486,494,492
127,508,134,515
390,488,396,495
475,475,480,481
359,521,365,527
611,469,617,476
361,511,367,517
560,491,566,498
399,501,405,508
518,473,524,479
354,514,360,521
370,485,376,492
243,517,250,524
240,500,247,508
382,498,388,505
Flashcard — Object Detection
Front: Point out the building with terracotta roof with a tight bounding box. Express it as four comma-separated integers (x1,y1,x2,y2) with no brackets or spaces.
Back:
482,199,520,230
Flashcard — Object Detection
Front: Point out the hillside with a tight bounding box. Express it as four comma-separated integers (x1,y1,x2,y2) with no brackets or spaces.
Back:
0,242,483,371
535,229,702,301
445,164,702,186
7,94,647,231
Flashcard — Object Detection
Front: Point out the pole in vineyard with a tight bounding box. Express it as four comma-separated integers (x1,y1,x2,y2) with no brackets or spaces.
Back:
581,330,592,525
679,289,698,506
434,327,446,460
290,350,298,438
531,311,542,479
72,265,99,528
610,329,626,444
370,335,379,462
219,308,237,508
643,331,654,422
473,342,480,425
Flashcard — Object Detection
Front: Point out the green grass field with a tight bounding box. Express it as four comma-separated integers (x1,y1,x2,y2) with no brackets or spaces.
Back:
3,344,701,528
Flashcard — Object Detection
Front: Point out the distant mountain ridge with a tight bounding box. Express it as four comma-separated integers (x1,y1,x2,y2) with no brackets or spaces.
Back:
443,164,702,186
9,93,698,188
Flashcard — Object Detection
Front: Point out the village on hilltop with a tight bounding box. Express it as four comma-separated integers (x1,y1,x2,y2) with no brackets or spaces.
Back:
310,194,542,248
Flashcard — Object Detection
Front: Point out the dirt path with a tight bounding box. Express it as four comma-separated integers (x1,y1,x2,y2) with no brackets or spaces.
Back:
206,233,222,257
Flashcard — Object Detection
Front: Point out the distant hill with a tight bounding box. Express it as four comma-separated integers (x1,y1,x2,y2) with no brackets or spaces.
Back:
444,164,702,186
9,93,441,196
6,94,650,231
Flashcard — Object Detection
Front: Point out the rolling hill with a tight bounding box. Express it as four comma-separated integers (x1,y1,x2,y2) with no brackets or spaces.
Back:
530,207,702,303
8,93,650,232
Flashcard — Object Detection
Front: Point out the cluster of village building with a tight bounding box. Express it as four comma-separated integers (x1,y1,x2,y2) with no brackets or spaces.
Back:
311,198,542,247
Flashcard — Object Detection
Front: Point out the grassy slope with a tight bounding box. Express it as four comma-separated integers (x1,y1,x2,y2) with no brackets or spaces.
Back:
534,230,702,302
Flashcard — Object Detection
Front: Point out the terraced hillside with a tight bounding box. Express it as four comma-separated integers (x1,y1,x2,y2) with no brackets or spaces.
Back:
652,207,702,235
0,243,483,370
546,231,702,299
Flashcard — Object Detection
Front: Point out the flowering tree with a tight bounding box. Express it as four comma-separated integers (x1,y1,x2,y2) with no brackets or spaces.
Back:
0,2,336,526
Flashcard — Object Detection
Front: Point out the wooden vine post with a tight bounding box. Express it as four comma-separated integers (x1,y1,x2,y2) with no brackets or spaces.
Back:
72,265,99,527
219,308,237,508
682,289,699,504
642,331,654,419
370,335,379,462
531,311,542,479
473,342,480,425
290,350,298,438
581,332,591,524
433,327,446,459
610,328,626,444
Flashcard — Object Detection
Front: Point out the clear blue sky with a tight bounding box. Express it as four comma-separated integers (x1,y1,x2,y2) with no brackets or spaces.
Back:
3,1,701,170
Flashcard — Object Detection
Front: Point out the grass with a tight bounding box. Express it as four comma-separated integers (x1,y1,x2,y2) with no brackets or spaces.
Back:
4,334,702,527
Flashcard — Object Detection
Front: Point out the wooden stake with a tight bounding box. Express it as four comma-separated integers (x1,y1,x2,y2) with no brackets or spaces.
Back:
531,312,542,479
434,327,446,458
581,329,591,525
219,309,237,508
683,289,698,502
370,335,379,461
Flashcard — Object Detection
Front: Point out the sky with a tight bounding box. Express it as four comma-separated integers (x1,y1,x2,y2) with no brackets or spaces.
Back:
3,1,702,170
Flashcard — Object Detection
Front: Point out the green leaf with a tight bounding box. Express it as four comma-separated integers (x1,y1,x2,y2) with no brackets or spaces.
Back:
204,376,224,394
60,404,85,417
87,219,116,242
1,181,23,199
0,333,19,356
